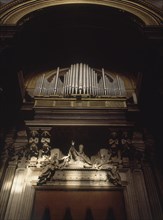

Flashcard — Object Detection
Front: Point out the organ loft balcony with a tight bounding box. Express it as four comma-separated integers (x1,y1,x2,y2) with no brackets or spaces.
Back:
20,63,141,125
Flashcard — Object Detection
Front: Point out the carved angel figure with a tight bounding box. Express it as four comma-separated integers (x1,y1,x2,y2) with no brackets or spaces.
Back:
37,152,68,185
107,166,122,186
68,143,92,168
121,131,132,158
92,148,112,169
42,142,51,157
108,131,122,163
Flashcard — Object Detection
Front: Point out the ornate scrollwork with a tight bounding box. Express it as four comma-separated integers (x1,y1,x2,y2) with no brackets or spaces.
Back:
27,129,52,159
37,142,122,186
6,129,145,186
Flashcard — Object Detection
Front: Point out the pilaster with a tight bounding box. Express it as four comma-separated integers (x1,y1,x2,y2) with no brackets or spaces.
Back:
143,164,163,220
0,161,17,220
124,169,140,220
4,166,36,220
132,169,153,220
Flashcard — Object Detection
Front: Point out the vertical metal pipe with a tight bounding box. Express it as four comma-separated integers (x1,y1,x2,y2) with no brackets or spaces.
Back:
69,66,71,94
116,75,122,96
98,78,103,95
66,70,70,95
66,71,69,95
91,68,93,95
64,72,67,95
61,74,65,95
92,70,94,96
54,67,59,95
85,64,87,94
89,67,92,95
86,65,89,95
106,76,110,96
119,77,126,96
110,78,114,96
69,65,73,94
113,75,119,96
68,69,71,95
72,64,75,94
108,77,112,96
63,73,65,95
95,72,98,96
102,68,106,95
83,64,86,94
91,69,94,96
40,74,45,95
50,75,55,95
75,63,79,94
93,71,96,96
79,63,83,94
57,78,60,94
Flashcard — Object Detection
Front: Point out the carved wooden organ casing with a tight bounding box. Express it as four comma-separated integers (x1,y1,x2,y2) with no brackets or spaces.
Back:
1,63,162,220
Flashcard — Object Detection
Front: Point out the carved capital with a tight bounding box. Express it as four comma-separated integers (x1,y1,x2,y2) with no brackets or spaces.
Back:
26,127,52,161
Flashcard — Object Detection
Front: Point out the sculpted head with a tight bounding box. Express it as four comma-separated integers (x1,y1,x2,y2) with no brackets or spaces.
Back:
99,148,109,160
79,144,84,153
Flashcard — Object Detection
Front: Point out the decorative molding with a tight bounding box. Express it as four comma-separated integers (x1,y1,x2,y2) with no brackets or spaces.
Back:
12,130,145,186
1,126,162,220
34,97,127,109
1,128,146,186
0,0,162,26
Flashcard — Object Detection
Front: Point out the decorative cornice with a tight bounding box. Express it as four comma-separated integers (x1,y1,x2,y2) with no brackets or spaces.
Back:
0,0,162,26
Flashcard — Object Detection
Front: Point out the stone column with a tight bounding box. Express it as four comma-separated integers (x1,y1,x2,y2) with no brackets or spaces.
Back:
4,167,37,220
143,164,163,220
4,168,27,220
0,161,17,220
123,169,140,220
124,168,155,220
132,169,153,220
19,168,37,220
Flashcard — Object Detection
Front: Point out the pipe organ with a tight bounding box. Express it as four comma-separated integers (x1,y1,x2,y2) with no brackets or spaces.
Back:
2,60,163,220
34,63,126,97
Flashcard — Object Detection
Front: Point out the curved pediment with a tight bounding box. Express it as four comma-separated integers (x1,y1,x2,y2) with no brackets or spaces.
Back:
0,0,162,26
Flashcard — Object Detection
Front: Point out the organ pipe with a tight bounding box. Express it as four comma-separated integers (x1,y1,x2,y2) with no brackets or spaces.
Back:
102,68,106,95
33,63,126,98
89,67,91,94
72,65,75,94
54,67,59,94
75,63,79,94
86,65,89,94
40,74,45,95
67,70,70,94
116,75,121,96
79,63,83,94
83,64,86,94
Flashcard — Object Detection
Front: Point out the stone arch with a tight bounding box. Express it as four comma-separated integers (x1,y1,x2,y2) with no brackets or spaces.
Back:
0,0,162,26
